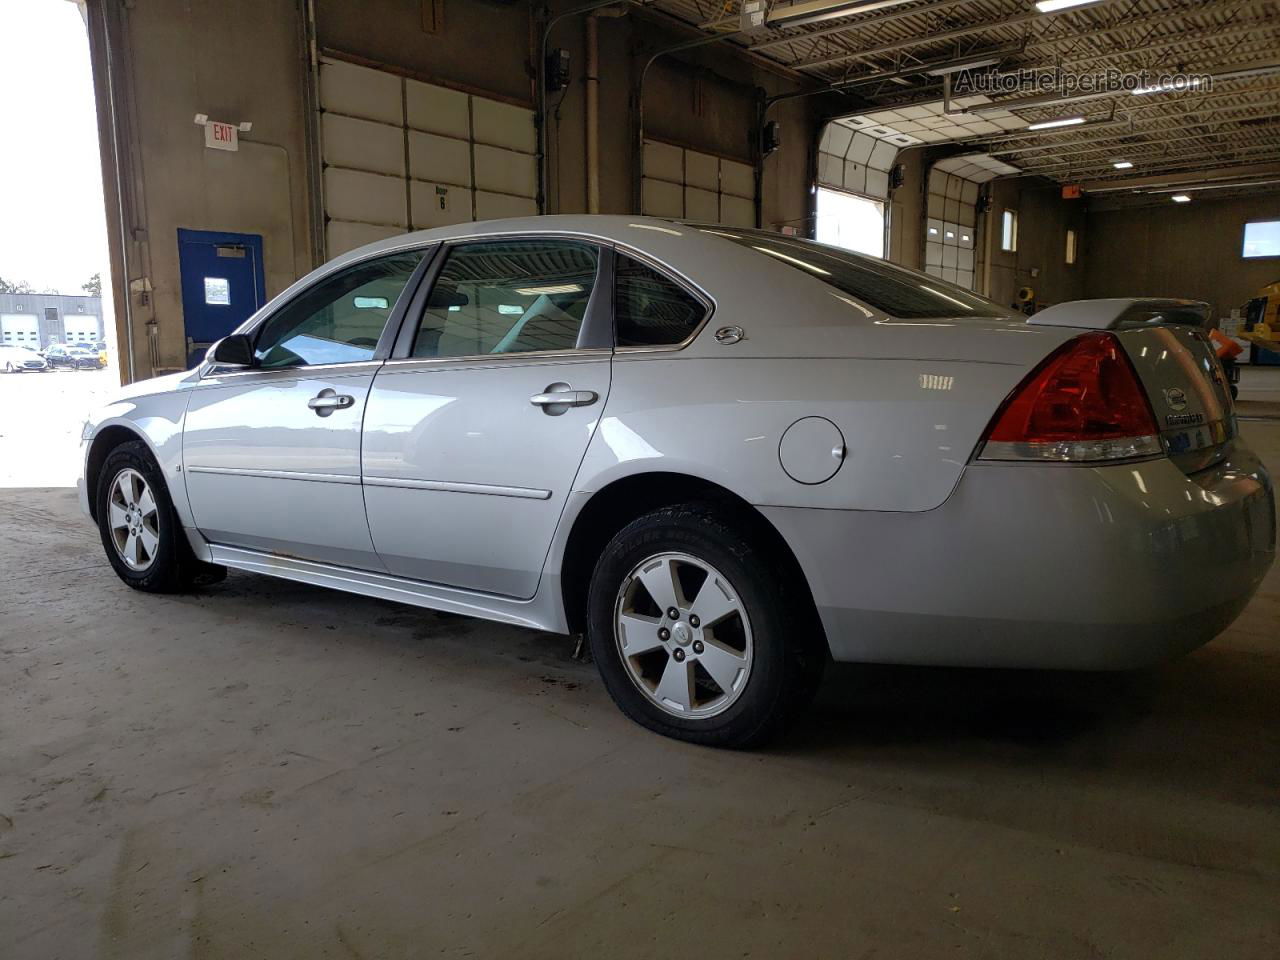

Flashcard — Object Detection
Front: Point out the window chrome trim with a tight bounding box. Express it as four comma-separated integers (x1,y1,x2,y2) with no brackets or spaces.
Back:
376,347,611,375
362,476,552,500
194,359,385,385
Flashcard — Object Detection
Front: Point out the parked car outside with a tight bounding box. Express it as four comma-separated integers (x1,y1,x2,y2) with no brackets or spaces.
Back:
45,344,106,370
0,345,48,373
76,216,1276,747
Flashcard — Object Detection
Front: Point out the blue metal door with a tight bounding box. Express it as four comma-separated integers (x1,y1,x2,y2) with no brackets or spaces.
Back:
177,229,266,367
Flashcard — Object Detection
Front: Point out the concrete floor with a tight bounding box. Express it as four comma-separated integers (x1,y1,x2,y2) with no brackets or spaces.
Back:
1,427,1278,959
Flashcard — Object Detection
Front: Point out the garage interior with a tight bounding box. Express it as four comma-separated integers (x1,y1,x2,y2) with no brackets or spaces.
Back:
3,0,1280,956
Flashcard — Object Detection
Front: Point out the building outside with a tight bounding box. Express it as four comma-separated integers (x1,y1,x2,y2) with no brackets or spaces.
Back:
0,292,104,349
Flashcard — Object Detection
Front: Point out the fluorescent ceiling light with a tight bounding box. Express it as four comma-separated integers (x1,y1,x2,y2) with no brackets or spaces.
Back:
514,284,582,296
924,54,1005,76
1027,116,1086,130
1171,194,1192,203
770,0,914,28
1113,160,1134,169
1034,0,1106,11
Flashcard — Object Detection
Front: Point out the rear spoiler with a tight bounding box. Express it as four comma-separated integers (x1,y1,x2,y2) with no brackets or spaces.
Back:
1027,298,1211,330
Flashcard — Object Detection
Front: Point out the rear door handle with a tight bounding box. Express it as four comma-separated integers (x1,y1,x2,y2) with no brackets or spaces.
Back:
308,389,355,416
529,389,598,408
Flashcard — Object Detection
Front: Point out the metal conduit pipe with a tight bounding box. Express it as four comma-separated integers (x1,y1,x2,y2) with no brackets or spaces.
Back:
537,0,633,214
632,31,745,215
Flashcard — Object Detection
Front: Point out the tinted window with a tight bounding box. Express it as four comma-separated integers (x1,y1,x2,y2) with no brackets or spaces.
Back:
254,251,424,368
614,254,706,347
411,239,598,358
699,227,1011,319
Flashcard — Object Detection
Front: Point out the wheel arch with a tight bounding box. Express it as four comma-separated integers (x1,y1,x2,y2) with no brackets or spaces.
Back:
85,424,152,521
558,471,825,648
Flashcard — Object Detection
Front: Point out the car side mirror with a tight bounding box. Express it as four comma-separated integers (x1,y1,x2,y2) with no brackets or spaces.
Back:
208,334,256,368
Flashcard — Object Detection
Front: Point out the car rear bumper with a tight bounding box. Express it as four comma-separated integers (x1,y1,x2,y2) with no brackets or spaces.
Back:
762,440,1275,669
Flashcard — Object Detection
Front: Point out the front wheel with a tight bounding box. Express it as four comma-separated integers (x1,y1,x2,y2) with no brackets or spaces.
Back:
587,504,824,748
96,440,226,592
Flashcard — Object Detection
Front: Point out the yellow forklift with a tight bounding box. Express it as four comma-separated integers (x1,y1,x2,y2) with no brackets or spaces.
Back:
1211,280,1280,398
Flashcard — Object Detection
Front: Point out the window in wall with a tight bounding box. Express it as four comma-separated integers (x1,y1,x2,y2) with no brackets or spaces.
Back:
1065,229,1078,265
815,187,885,258
254,251,425,368
411,239,599,358
1243,220,1280,258
614,254,707,347
1001,209,1019,252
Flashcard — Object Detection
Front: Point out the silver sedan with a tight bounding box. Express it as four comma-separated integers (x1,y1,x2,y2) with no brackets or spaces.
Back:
79,216,1276,746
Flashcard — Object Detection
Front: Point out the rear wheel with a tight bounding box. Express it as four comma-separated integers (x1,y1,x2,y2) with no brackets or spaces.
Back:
587,504,824,748
96,440,226,592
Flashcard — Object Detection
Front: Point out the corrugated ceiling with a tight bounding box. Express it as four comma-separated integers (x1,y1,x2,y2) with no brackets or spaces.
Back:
646,0,1280,184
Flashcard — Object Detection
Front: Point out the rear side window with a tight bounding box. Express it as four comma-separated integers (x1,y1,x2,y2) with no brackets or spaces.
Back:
701,227,1011,320
411,239,599,358
614,254,707,347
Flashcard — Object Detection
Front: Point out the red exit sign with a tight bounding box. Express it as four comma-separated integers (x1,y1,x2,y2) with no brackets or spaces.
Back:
204,120,239,152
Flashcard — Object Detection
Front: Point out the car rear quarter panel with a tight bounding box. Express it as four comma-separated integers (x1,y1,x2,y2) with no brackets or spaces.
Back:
575,353,1034,512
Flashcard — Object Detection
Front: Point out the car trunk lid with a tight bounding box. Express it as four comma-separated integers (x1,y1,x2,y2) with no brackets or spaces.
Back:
1115,324,1237,474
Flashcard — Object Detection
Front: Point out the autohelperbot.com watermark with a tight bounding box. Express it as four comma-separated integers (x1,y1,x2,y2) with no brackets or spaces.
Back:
952,68,1213,97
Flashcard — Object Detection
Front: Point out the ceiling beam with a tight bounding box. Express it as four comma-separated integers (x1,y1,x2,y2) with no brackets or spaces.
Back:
1072,161,1280,192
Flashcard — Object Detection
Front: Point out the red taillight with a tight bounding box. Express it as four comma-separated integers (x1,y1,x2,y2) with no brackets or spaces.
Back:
980,332,1162,462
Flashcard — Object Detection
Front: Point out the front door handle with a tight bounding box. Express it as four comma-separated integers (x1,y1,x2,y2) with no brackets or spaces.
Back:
529,387,598,409
308,389,355,417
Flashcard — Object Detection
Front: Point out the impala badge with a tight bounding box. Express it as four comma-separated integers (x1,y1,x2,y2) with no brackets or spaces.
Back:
1164,387,1188,412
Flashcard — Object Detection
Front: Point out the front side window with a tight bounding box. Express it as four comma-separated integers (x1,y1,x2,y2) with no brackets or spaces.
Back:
411,239,599,359
254,251,424,368
614,254,707,347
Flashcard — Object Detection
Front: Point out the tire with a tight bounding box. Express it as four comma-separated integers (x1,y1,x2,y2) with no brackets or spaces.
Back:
96,440,227,592
587,503,825,748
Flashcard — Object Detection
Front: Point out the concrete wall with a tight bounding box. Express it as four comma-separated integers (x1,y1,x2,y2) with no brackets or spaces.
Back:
314,3,815,229
986,178,1087,310
90,0,312,377
888,146,926,270
91,0,818,377
1083,192,1280,319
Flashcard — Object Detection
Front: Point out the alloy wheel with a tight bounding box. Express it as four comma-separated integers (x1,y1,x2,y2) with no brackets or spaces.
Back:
108,468,160,571
614,552,754,718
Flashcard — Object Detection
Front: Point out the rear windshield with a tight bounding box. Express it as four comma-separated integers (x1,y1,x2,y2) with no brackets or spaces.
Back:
693,226,1013,320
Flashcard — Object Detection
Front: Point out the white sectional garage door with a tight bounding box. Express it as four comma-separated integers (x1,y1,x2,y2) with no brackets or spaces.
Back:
64,316,100,344
1,314,39,348
924,154,1020,292
640,140,755,227
318,58,537,257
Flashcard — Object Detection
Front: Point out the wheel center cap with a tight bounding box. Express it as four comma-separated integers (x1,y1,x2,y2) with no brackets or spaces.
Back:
671,622,692,646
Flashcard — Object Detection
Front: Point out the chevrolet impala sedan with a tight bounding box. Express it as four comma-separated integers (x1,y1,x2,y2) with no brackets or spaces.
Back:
79,216,1275,746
